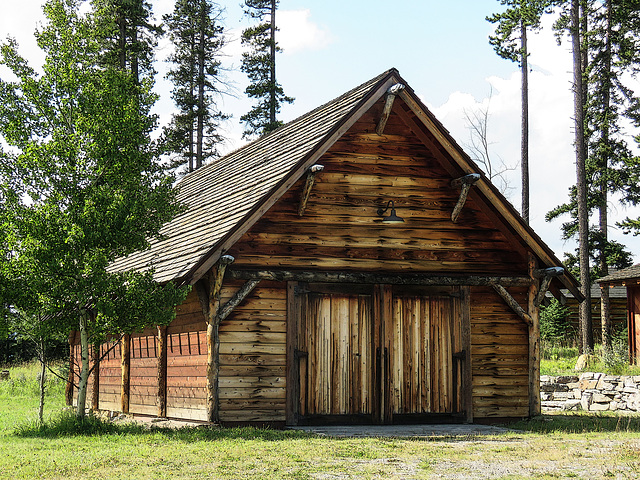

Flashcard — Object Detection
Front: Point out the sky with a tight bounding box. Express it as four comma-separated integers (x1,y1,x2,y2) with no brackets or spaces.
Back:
2,0,640,265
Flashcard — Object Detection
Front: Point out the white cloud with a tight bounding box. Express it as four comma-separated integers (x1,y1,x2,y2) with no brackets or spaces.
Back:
278,9,332,55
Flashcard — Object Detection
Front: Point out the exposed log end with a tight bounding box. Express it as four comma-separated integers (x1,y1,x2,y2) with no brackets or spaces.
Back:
451,173,481,188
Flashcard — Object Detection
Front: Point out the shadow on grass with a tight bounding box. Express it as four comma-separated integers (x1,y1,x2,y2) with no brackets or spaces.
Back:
13,410,312,441
507,413,640,434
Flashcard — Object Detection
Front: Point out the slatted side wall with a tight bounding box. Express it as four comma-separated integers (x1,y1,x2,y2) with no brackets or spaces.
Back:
227,100,527,277
129,328,158,416
98,339,121,411
218,281,287,423
470,286,529,418
565,297,627,342
166,289,208,421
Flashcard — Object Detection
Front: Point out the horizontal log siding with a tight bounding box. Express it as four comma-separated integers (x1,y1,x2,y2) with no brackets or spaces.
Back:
129,328,159,416
166,289,208,421
227,102,526,275
98,339,121,411
218,281,287,423
470,286,529,418
563,296,627,343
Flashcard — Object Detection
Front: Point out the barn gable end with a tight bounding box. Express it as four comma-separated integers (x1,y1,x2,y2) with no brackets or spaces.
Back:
70,69,581,425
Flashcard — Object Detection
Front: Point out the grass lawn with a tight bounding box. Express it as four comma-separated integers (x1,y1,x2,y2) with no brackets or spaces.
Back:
1,362,640,479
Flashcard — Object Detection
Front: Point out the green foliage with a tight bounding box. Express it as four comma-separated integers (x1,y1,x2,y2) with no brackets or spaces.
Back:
240,0,293,138
90,0,160,82
487,0,551,65
164,0,228,174
540,299,573,342
0,361,67,400
0,0,189,415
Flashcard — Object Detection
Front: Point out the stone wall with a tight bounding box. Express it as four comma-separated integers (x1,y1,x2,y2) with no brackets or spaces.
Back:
541,373,640,412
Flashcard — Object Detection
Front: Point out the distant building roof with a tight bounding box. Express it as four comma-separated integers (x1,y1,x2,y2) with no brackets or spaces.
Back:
597,263,640,286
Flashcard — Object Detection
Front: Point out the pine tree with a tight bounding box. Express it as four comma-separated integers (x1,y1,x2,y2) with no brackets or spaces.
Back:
164,0,227,173
240,0,293,138
91,0,160,83
547,0,640,353
487,0,550,224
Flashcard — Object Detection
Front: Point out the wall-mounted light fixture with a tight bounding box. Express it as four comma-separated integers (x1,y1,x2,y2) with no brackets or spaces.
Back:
377,200,404,224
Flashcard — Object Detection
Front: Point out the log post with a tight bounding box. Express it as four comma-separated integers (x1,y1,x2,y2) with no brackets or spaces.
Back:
65,332,75,406
528,253,541,416
376,83,405,135
460,286,473,423
91,343,100,412
206,254,234,423
121,334,130,414
450,173,481,223
298,165,324,216
157,325,168,418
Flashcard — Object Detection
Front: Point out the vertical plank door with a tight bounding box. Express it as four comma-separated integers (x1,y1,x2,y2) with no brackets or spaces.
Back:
295,286,374,422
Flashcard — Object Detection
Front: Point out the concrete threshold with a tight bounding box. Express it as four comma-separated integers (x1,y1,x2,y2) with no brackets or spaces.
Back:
289,424,512,438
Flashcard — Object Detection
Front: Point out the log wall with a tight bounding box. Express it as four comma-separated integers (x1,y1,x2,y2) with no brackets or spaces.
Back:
470,286,529,418
227,100,527,277
218,280,287,423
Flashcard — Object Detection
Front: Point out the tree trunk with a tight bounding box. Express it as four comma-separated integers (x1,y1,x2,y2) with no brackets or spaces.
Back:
76,311,90,419
521,20,529,224
600,0,613,355
196,1,206,169
572,0,593,354
38,337,46,423
269,0,277,127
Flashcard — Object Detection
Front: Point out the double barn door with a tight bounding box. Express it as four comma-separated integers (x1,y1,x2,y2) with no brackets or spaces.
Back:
288,283,468,425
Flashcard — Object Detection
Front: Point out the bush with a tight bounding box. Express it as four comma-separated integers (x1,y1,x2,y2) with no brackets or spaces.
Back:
540,299,573,343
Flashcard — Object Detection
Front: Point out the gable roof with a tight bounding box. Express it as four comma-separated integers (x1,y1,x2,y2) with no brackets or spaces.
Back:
597,263,640,286
109,68,582,299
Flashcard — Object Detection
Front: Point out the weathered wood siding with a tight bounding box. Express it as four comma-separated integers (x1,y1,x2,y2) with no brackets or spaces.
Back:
98,339,121,411
629,286,640,365
389,291,462,415
565,296,627,342
227,99,527,276
218,280,287,423
166,289,208,421
297,290,373,417
471,286,529,418
129,328,158,416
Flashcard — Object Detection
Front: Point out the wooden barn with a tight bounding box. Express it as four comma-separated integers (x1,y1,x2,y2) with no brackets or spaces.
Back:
597,264,640,365
68,68,582,425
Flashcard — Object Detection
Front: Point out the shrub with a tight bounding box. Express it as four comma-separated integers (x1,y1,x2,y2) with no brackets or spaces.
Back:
540,299,573,343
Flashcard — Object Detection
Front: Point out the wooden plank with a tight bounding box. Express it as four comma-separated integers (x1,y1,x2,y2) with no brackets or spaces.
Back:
528,252,540,417
286,281,298,425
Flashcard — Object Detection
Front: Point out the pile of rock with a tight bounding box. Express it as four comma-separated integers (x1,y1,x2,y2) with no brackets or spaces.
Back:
541,373,640,412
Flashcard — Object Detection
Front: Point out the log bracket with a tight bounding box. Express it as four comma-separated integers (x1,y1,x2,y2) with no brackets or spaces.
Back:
451,173,481,223
492,282,533,327
533,267,564,307
298,164,324,216
376,83,405,135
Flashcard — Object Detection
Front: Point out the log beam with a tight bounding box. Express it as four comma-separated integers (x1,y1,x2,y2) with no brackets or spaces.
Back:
376,83,405,135
228,269,533,287
65,332,75,406
492,283,533,327
451,173,481,223
157,325,167,418
528,253,541,417
121,334,130,414
217,279,262,322
297,164,324,216
206,254,234,423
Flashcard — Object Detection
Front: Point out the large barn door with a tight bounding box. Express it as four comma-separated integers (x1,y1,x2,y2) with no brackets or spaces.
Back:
385,287,464,422
293,284,375,423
